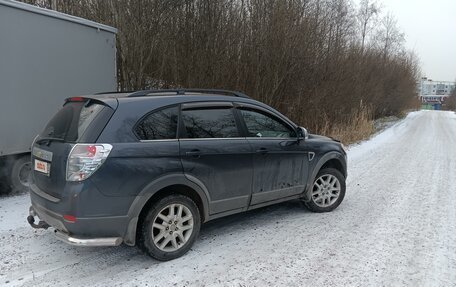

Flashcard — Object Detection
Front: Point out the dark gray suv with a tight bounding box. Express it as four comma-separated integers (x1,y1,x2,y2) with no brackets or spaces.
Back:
27,89,347,261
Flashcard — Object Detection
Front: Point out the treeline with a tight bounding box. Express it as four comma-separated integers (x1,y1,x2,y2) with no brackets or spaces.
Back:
447,88,456,111
23,0,420,142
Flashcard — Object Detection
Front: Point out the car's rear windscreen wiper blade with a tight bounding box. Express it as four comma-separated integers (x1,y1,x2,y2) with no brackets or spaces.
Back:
35,137,66,145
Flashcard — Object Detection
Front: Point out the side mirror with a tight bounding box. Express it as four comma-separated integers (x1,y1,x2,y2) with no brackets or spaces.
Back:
297,127,309,140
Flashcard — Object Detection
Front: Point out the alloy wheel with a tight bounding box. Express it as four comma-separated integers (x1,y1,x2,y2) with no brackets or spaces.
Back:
151,203,194,252
311,174,341,208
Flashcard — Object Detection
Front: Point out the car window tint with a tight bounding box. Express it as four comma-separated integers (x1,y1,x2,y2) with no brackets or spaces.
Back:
78,104,104,138
182,107,239,138
240,108,296,138
41,101,105,142
135,106,178,140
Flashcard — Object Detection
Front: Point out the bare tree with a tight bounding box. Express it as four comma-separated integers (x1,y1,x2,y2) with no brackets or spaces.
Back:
375,13,405,58
357,0,380,52
19,0,421,143
447,85,456,110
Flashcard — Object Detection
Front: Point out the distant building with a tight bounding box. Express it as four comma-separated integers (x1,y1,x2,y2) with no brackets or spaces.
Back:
417,78,455,96
417,78,455,110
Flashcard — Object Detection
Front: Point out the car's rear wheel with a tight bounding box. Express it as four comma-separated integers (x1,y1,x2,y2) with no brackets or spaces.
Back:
304,168,346,212
139,194,201,261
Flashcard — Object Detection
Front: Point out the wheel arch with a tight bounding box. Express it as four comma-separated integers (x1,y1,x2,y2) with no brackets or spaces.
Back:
122,174,210,246
320,159,345,176
302,151,347,202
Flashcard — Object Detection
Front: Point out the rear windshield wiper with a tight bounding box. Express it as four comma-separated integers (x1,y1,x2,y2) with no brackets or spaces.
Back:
35,137,66,145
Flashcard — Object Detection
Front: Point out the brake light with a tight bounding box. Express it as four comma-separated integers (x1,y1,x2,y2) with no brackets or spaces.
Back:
66,97,85,102
66,144,113,181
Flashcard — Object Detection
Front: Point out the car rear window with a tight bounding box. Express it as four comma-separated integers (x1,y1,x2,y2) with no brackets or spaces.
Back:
40,100,105,142
134,106,179,140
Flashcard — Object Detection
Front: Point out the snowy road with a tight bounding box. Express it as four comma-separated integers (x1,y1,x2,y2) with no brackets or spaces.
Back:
1,110,456,286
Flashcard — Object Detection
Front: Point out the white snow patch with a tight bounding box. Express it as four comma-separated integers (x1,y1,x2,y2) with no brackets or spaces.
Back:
0,195,30,232
347,110,422,161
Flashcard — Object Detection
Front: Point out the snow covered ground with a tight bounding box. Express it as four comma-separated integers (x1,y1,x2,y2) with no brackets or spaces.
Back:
1,110,455,286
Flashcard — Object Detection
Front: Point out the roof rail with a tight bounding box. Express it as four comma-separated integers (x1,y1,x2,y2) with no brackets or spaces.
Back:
95,91,134,95
126,89,250,99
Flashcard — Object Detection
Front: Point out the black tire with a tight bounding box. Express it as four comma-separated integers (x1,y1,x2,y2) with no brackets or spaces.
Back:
6,155,32,194
0,170,9,195
138,194,201,261
304,168,346,213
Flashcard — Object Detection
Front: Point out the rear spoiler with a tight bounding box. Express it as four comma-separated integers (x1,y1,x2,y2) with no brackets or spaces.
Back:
64,96,118,110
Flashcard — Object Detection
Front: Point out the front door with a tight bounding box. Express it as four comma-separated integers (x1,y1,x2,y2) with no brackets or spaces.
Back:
236,105,309,205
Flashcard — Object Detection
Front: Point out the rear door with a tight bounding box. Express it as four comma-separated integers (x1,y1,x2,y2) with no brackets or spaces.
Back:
236,104,309,205
179,102,253,215
90,105,182,197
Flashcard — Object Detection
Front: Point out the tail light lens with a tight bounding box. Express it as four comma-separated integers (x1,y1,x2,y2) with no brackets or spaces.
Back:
66,144,113,181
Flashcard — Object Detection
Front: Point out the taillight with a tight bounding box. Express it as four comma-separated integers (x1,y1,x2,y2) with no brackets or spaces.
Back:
63,215,76,223
66,144,113,181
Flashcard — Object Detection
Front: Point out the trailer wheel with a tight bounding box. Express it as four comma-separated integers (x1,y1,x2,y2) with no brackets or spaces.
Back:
0,163,9,195
7,155,32,194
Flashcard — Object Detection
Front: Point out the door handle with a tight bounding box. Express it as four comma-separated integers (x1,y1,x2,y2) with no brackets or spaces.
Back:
256,148,269,154
186,149,201,157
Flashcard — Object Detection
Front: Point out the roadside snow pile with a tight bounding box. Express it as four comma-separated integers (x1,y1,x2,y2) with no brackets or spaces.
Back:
373,115,401,132
348,111,421,162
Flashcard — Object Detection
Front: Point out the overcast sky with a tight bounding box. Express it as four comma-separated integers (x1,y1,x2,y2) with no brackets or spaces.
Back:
376,0,456,82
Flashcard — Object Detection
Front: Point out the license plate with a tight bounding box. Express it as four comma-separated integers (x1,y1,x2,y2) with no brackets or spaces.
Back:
34,159,50,176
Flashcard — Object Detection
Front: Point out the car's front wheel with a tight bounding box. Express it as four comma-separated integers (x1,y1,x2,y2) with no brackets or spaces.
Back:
139,194,201,261
304,168,346,212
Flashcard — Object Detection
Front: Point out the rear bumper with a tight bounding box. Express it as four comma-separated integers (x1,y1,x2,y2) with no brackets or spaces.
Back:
29,181,132,243
28,204,125,247
54,230,122,247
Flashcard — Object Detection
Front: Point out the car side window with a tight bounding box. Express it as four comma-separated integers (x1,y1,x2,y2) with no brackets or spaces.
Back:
181,107,239,138
240,108,296,138
134,106,178,140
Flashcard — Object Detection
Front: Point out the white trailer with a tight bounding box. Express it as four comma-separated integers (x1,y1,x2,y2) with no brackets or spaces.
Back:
0,0,117,193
